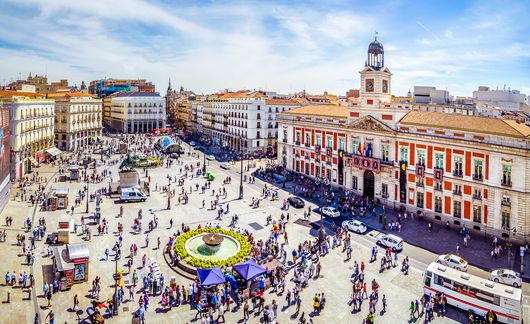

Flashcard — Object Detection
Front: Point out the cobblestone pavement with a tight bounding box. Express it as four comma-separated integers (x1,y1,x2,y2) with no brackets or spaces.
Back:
0,139,518,323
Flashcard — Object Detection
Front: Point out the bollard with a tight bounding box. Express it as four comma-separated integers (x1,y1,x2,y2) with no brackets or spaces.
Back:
7,291,10,303
28,288,32,300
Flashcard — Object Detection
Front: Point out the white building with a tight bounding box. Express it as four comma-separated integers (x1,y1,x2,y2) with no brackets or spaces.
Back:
0,91,55,179
473,86,528,111
413,86,450,104
203,91,300,155
51,93,102,151
108,92,166,134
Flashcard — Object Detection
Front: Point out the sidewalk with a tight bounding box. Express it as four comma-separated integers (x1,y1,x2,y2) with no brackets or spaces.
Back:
256,174,530,280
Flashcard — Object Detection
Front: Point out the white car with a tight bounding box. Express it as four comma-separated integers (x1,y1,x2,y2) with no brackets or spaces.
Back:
436,254,468,272
377,234,404,251
342,220,367,234
220,163,231,170
189,141,197,147
489,269,522,288
206,155,216,161
322,206,341,218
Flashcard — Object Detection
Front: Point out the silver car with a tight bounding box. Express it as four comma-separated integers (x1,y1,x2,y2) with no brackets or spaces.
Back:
342,220,368,234
489,269,522,288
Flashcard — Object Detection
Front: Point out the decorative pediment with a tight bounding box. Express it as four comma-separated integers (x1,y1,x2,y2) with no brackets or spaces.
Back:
347,115,395,132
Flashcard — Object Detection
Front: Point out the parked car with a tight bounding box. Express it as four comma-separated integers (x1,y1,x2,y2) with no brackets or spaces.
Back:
436,254,468,272
206,155,216,161
342,220,368,234
190,141,197,147
376,234,404,251
220,163,231,170
287,196,305,208
489,269,522,287
322,206,341,218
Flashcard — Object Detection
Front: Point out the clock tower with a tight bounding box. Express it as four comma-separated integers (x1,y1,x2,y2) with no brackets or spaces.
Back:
359,36,392,108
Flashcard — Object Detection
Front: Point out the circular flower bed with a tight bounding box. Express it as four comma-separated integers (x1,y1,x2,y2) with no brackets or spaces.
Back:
174,228,251,268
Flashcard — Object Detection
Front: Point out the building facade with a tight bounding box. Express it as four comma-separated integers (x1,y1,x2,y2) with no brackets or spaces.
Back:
278,38,530,243
0,91,55,179
0,104,10,214
50,93,102,151
201,91,301,155
108,92,166,134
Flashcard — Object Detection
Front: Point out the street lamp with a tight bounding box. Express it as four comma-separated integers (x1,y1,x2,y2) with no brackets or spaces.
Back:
239,136,244,199
112,256,119,316
203,152,206,175
318,161,325,244
167,177,171,210
85,164,89,214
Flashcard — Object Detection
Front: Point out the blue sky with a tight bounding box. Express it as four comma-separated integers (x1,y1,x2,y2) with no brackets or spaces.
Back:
0,0,529,97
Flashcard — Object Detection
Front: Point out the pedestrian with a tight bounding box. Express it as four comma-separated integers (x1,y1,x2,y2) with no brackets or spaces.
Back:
73,294,79,311
243,300,249,319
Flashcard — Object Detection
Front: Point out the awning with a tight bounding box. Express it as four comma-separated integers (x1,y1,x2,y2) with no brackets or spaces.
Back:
233,259,266,281
197,267,225,286
67,243,90,260
53,245,74,272
28,157,38,167
45,147,63,157
35,152,45,162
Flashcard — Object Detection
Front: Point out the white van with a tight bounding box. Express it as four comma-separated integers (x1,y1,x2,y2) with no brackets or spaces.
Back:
120,187,147,203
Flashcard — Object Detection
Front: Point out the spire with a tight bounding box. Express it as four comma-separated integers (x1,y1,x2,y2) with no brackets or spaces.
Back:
167,78,172,92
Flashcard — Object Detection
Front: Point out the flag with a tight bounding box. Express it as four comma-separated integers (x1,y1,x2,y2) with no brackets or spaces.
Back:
357,142,362,155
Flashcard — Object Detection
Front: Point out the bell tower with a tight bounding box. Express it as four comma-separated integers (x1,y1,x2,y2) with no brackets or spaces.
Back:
359,35,392,108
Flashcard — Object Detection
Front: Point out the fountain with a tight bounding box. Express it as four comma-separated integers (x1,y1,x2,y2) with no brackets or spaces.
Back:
185,232,240,261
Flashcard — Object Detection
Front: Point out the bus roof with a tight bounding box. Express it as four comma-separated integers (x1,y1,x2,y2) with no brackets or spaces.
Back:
426,262,522,301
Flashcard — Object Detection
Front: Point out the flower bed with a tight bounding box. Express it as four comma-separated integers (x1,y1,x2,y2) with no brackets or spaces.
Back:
174,228,251,268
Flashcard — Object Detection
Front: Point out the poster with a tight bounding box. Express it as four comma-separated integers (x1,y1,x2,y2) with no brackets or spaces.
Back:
74,263,86,281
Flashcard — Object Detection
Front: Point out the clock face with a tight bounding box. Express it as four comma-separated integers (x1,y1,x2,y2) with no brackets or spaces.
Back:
366,80,374,92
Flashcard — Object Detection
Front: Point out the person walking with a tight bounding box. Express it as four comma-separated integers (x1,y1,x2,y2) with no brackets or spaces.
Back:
243,300,249,320
73,294,79,311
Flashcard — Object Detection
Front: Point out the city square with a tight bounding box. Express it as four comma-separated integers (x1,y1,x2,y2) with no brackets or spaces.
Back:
0,2,529,324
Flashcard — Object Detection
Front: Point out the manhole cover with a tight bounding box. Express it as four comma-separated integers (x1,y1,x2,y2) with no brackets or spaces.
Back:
249,222,264,230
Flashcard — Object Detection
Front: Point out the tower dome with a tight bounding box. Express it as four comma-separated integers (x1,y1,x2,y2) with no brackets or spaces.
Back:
366,36,384,70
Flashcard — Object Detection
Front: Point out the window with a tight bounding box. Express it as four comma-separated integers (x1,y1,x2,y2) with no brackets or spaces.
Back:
338,138,345,151
473,188,482,200
453,201,462,218
434,181,443,191
315,165,321,177
353,140,359,154
316,134,322,146
502,194,511,206
502,165,512,186
501,211,510,229
435,153,444,169
434,196,442,213
453,157,463,176
400,147,409,163
295,160,300,172
305,133,310,146
417,150,426,166
296,132,301,144
417,192,424,208
257,105,261,111
326,136,333,149
352,176,358,190
473,160,483,180
282,129,287,143
305,162,309,175
381,145,389,162
326,168,331,181
473,205,482,223
382,183,388,197
453,184,462,195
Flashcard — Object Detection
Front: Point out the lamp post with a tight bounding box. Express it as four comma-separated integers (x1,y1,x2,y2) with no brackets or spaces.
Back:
239,136,244,199
318,161,325,245
203,152,206,175
112,256,119,316
167,177,171,210
85,164,89,214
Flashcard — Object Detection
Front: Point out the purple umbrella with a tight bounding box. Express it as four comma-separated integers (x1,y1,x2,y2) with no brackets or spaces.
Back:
233,259,266,281
197,267,226,286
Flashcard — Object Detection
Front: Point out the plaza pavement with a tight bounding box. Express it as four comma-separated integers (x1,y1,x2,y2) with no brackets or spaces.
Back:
0,139,508,323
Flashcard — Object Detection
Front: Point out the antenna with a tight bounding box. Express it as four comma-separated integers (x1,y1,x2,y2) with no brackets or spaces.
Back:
375,31,378,40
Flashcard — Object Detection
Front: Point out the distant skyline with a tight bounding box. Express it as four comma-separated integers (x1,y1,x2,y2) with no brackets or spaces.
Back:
0,0,529,97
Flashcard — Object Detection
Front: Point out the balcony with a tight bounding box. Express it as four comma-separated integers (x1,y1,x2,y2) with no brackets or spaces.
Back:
453,189,462,196
295,140,301,146
282,138,287,143
501,180,512,187
453,170,463,177
381,159,393,166
501,200,511,207
473,174,483,181
472,194,482,200
416,182,424,188
304,142,310,147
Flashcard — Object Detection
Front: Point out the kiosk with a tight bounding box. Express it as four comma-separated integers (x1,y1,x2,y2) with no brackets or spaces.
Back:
52,243,89,290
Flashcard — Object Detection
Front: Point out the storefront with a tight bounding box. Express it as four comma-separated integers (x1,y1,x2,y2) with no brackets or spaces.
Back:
52,243,89,290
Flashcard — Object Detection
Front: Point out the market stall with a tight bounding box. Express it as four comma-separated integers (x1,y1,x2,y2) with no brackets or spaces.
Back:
232,259,267,300
52,243,89,290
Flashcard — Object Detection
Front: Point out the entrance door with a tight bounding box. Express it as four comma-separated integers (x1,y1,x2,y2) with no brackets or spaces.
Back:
363,170,375,200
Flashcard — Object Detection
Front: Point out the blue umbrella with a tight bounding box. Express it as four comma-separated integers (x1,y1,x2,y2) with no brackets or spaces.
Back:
233,259,266,281
197,267,226,286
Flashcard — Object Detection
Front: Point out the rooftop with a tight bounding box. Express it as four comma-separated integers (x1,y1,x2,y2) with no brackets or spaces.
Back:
400,111,530,138
265,99,300,106
114,91,160,98
283,104,348,118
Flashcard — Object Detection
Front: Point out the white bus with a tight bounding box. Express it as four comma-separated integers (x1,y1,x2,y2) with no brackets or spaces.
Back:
423,262,522,323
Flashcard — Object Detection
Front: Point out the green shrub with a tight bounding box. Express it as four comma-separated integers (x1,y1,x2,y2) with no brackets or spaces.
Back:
173,228,252,268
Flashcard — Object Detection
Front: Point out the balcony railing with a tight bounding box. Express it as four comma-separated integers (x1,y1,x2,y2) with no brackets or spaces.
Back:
453,170,463,177
416,182,424,187
295,140,301,146
472,194,482,200
453,189,462,195
473,174,483,181
501,200,511,207
501,180,512,187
